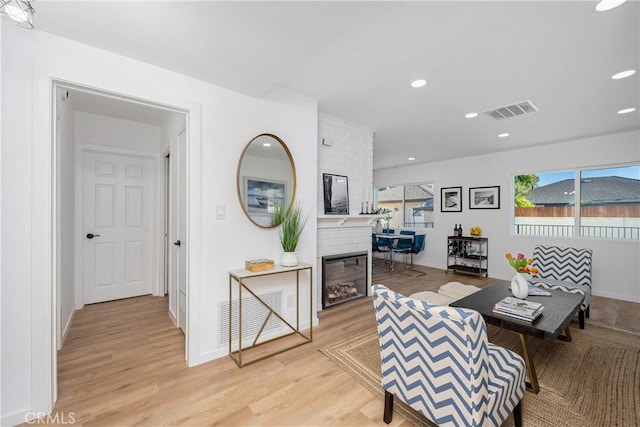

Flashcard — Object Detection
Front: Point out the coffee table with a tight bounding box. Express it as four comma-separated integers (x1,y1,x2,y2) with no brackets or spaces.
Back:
451,281,583,394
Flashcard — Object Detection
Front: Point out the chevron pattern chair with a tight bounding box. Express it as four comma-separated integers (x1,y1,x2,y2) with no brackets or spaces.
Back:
530,245,593,329
372,284,525,427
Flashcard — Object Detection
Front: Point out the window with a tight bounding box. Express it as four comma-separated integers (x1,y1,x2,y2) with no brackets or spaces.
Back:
513,165,640,239
376,183,434,229
580,166,640,239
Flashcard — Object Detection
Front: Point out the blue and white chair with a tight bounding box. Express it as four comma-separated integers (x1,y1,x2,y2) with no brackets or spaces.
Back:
529,245,593,329
372,284,525,427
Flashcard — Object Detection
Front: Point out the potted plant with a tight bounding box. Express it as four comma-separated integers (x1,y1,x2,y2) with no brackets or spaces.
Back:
271,200,309,267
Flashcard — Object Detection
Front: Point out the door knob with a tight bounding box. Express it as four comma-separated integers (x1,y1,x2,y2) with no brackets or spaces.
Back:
86,233,101,239
174,240,181,247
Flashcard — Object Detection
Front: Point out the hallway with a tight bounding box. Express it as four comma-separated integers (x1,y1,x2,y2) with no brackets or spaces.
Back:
55,296,187,422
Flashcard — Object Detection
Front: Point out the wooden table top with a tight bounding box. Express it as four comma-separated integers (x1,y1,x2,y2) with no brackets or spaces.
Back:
451,281,583,341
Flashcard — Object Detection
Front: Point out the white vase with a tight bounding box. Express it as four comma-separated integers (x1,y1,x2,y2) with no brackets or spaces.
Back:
511,273,529,299
280,252,299,267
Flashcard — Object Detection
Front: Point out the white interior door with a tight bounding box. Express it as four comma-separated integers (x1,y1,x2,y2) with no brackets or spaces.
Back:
83,150,154,304
169,130,187,334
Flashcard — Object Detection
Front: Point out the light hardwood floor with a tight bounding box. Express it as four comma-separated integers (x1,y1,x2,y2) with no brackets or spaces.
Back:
47,263,638,426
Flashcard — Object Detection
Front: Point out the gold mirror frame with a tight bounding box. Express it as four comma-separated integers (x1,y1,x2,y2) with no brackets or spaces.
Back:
236,133,296,228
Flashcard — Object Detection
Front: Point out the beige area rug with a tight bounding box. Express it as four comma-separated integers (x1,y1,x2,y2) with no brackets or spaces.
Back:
320,323,640,426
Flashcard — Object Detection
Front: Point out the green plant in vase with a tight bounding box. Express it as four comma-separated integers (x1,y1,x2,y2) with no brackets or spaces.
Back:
271,200,309,266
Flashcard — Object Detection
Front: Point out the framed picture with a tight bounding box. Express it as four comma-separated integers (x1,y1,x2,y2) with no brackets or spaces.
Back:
244,177,286,215
441,186,462,212
323,173,349,214
469,186,500,209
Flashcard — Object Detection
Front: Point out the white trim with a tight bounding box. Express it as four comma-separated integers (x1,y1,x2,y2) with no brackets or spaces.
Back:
184,110,202,366
31,69,202,415
158,147,171,299
32,69,56,416
60,308,76,348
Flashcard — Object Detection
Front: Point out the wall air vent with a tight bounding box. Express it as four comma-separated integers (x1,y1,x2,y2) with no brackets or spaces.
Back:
219,290,283,346
483,100,539,120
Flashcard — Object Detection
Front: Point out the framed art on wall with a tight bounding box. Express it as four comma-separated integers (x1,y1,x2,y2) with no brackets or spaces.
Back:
244,177,286,215
441,186,462,212
323,173,349,214
469,186,500,209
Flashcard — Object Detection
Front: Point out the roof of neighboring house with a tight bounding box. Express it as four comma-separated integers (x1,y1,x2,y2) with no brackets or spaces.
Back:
378,185,434,202
527,176,640,205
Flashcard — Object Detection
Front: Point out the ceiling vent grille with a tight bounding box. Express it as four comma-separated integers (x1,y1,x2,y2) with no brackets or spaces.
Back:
483,100,539,120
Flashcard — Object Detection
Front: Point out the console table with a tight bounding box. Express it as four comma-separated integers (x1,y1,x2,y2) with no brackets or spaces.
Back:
228,263,313,367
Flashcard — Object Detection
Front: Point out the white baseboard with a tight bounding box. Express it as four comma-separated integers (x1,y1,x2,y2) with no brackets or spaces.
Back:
592,290,640,303
59,308,76,350
168,308,177,327
2,409,32,426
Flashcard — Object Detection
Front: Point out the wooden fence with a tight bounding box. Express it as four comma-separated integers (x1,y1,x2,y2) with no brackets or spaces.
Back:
515,205,640,217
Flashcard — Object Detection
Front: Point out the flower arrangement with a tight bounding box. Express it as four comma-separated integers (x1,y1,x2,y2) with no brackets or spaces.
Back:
505,252,539,274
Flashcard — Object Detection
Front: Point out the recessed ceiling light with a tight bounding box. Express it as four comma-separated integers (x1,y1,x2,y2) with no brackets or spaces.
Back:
408,157,416,161
498,133,510,138
410,79,427,88
612,69,636,79
465,112,478,118
618,107,636,114
594,0,627,12
262,142,271,147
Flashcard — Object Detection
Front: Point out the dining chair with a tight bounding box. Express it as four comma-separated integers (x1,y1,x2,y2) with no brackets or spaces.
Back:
376,230,395,263
394,233,425,268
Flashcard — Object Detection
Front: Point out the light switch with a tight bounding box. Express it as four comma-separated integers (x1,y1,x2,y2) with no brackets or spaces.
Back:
216,204,225,220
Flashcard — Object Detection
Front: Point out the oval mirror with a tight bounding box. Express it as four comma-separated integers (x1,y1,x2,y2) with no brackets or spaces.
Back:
237,133,296,228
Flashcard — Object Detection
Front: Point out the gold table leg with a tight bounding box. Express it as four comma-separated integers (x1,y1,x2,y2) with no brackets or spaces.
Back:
228,267,313,368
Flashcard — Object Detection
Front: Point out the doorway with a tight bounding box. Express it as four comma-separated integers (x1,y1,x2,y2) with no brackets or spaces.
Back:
53,82,189,383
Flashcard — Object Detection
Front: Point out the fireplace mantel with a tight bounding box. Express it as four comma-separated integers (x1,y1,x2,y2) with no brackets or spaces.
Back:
318,214,383,229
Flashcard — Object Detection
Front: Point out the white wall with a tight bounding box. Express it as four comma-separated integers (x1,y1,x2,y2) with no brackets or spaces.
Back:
75,112,162,152
56,88,76,348
1,22,34,422
1,25,318,424
375,130,640,303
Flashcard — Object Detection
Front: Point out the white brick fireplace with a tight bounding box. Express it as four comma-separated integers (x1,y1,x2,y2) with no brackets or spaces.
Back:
317,113,377,309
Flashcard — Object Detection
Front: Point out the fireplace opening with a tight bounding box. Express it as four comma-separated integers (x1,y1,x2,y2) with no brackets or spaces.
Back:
322,251,368,309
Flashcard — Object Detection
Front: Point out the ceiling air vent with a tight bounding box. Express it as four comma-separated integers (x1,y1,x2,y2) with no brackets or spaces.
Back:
483,100,539,120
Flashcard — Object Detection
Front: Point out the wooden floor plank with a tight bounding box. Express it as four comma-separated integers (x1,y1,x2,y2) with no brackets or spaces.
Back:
41,263,638,426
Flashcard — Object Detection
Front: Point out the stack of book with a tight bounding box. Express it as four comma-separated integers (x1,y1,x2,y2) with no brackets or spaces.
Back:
493,296,544,322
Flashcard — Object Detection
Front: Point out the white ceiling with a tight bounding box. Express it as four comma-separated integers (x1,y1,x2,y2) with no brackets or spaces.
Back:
64,87,184,127
34,1,639,170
